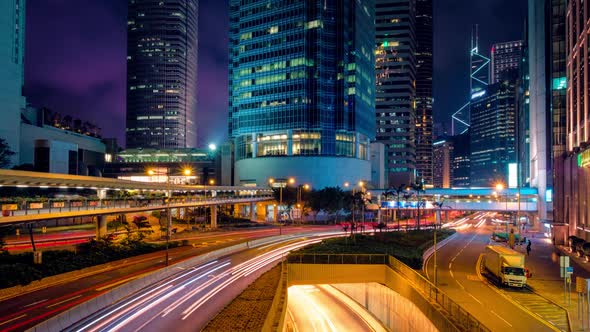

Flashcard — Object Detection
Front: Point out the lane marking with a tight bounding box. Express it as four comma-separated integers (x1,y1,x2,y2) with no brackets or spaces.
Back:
455,280,465,290
95,272,150,291
46,295,82,308
0,314,27,326
467,292,482,304
491,310,513,327
449,270,454,278
22,299,48,308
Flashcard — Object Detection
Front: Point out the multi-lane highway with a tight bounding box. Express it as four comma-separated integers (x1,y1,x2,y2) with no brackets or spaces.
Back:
63,232,342,331
0,226,338,331
286,284,387,332
425,212,555,331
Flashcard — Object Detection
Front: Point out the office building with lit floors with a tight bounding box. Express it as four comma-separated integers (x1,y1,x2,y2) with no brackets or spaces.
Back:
469,80,517,187
228,0,375,189
375,0,417,187
126,0,198,149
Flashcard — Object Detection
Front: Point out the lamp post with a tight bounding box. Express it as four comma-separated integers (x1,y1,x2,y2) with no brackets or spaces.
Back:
268,177,295,229
495,183,508,234
147,167,191,267
296,184,309,224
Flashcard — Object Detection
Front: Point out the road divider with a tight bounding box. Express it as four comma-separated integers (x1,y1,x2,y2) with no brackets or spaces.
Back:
28,234,295,332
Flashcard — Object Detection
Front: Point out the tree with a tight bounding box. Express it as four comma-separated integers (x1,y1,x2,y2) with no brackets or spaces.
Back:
0,138,15,169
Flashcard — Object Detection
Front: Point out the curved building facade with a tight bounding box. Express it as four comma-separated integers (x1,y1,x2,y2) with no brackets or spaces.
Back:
126,0,198,149
229,0,375,188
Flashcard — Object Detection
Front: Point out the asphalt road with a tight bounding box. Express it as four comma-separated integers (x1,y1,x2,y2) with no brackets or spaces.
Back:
286,284,386,332
424,212,553,331
0,225,339,331
65,232,343,331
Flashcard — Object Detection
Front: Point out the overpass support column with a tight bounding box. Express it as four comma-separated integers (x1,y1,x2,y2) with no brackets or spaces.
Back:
250,202,256,221
444,211,449,222
435,210,441,226
96,215,107,238
97,189,107,200
210,206,218,229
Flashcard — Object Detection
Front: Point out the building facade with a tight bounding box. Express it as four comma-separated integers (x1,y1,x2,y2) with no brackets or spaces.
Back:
433,138,452,188
228,0,375,189
491,40,524,84
553,0,590,242
0,0,26,166
470,80,517,187
126,0,198,149
451,132,470,187
414,0,433,186
375,0,416,187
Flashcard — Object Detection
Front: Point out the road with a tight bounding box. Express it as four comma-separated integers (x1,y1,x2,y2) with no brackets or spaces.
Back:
0,225,339,331
424,212,553,331
286,285,386,332
64,232,343,331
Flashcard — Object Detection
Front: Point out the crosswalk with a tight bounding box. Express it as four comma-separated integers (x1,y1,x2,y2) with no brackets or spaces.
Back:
501,288,570,331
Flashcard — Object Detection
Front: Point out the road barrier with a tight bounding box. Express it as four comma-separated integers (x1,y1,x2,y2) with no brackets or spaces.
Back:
28,234,292,332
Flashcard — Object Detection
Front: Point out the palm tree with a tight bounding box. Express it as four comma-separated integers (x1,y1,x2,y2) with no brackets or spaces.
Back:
412,180,426,230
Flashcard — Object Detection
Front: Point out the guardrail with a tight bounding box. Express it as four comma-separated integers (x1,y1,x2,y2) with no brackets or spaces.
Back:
387,256,490,332
1,195,273,217
287,253,490,332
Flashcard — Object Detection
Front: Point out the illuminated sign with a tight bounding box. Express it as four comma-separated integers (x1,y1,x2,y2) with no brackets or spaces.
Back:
578,149,590,167
546,189,553,203
552,77,567,90
508,163,517,188
471,90,486,99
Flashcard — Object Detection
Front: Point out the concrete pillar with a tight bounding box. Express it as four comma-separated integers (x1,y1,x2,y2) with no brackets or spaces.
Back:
444,211,449,222
435,210,441,225
273,204,278,222
251,133,258,158
210,206,218,229
97,189,107,200
96,215,107,238
287,129,293,156
250,202,256,221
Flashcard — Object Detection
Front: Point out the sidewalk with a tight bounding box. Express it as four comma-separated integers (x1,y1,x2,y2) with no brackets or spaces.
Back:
513,232,590,331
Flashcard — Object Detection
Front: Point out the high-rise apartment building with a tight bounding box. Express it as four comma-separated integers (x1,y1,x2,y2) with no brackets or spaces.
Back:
126,0,198,149
414,0,433,185
0,0,26,166
470,80,517,187
375,0,416,187
228,0,376,189
491,40,524,84
433,138,452,188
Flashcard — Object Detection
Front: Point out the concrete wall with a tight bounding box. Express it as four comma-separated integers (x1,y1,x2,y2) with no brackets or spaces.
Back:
287,264,456,331
333,283,438,332
235,156,371,189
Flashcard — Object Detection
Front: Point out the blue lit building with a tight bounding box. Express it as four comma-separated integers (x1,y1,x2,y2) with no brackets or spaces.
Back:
470,80,517,187
228,0,375,188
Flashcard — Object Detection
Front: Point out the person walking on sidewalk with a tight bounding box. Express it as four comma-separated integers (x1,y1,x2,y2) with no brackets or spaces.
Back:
526,239,532,256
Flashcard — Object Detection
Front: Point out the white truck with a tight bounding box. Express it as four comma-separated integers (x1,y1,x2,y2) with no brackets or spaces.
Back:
483,245,527,287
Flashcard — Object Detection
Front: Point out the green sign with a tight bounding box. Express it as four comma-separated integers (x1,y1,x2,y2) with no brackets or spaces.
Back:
553,77,567,90
579,150,590,168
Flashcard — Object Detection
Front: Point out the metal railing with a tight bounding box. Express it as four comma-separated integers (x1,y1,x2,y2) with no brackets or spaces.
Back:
387,256,490,332
287,253,490,332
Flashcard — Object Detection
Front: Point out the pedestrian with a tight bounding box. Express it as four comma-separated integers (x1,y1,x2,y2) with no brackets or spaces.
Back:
526,239,532,256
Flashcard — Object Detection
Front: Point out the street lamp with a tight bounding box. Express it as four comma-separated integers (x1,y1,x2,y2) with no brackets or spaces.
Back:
146,167,191,266
208,179,216,185
268,177,295,225
495,182,509,236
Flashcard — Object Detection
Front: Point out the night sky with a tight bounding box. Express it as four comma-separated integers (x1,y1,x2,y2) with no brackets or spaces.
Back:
23,0,526,148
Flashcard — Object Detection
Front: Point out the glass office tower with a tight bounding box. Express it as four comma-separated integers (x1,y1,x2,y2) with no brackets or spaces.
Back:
126,0,198,149
229,0,375,188
0,0,25,166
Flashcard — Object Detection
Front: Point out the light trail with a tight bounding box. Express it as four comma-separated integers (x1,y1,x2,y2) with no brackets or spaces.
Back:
70,232,341,331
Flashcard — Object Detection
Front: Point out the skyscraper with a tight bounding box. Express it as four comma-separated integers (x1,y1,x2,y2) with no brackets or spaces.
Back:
414,0,434,186
229,0,375,189
491,40,524,84
451,26,490,135
375,0,416,187
433,138,452,188
126,0,198,149
470,80,517,187
0,0,26,166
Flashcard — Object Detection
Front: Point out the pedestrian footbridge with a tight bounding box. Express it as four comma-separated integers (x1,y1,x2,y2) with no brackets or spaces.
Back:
373,187,539,212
